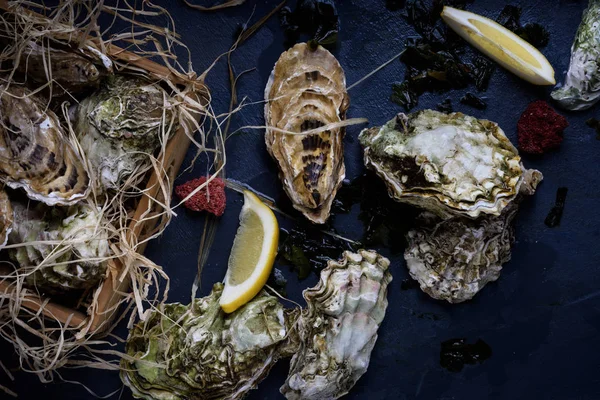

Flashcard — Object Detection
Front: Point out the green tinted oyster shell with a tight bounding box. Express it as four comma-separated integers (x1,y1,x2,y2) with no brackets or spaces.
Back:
281,249,392,400
359,110,526,219
8,201,109,291
75,75,176,190
121,283,298,400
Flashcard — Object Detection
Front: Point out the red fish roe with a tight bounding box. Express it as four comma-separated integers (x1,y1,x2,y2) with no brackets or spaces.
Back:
175,176,226,216
517,100,568,154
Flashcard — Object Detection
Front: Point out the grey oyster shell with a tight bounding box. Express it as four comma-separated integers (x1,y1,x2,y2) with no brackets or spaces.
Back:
551,0,600,111
404,170,543,303
281,249,392,400
0,83,90,205
265,43,349,224
359,110,526,219
75,75,176,190
0,189,12,249
121,283,298,400
8,201,109,291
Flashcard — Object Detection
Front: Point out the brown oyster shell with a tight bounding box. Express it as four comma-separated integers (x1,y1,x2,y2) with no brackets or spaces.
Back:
0,189,13,248
265,43,349,224
0,84,90,205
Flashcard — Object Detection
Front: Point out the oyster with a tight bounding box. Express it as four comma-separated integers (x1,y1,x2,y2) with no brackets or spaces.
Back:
0,83,90,205
121,283,298,400
404,170,542,303
8,201,109,291
359,110,525,219
75,75,176,190
265,43,349,224
551,0,600,110
281,249,392,400
0,189,13,248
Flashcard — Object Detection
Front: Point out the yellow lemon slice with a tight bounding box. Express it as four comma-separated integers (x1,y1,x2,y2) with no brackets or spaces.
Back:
220,190,279,313
441,6,555,85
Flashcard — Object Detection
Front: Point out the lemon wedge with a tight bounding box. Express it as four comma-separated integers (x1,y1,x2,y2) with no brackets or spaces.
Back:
441,6,555,85
220,190,279,313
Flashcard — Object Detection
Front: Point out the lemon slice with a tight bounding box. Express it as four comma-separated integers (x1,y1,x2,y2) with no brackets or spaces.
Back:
441,6,555,85
220,190,279,313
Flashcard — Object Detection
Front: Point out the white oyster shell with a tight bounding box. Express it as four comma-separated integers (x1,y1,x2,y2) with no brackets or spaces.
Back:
265,43,349,224
281,249,392,400
359,110,526,219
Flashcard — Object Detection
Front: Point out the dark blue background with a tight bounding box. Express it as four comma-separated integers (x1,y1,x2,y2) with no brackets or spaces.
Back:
3,0,600,399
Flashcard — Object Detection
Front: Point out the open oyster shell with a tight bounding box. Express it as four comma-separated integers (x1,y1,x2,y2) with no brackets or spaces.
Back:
405,170,542,303
8,201,109,291
359,110,526,219
0,83,90,205
265,43,349,224
281,249,392,400
0,189,13,249
121,283,298,400
75,75,175,190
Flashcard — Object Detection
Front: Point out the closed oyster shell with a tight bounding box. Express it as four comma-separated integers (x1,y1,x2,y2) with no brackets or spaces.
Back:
121,283,298,400
0,84,90,205
75,75,175,190
281,249,392,400
265,43,349,224
359,110,525,219
8,201,109,291
0,189,13,248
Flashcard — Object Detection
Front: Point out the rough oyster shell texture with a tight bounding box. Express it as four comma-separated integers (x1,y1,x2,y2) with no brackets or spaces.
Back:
121,283,298,400
0,189,13,248
359,110,525,219
265,43,349,224
281,249,392,400
8,201,109,291
75,75,175,190
0,84,90,205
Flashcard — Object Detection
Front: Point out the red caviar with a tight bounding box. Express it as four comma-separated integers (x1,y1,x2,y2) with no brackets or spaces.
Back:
175,176,226,216
517,100,568,154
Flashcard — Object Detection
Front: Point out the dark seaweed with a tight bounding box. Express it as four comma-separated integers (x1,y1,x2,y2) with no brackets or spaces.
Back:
436,98,453,113
471,55,496,91
544,187,568,228
585,118,600,140
460,92,487,109
278,225,355,279
440,338,492,372
496,5,549,48
280,0,339,47
385,0,406,11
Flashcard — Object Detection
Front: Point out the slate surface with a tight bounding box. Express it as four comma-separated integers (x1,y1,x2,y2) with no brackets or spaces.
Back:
3,0,600,399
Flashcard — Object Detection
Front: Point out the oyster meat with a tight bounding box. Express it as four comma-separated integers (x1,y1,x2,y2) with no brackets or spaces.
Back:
0,189,13,248
0,83,90,205
551,0,600,110
75,75,176,190
404,170,542,303
281,249,392,400
121,283,298,400
265,43,349,224
359,110,526,219
8,201,109,291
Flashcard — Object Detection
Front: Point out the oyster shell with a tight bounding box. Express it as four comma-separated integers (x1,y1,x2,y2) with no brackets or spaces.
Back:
8,201,109,291
359,110,526,219
0,189,13,249
75,75,176,190
0,83,90,205
404,170,542,303
121,283,298,400
265,43,349,224
281,249,392,400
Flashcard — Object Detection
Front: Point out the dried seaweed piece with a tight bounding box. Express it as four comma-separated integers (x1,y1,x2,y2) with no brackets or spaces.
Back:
545,187,568,228
585,118,600,140
280,0,339,47
436,98,453,113
440,338,492,372
385,0,406,11
460,92,487,109
471,55,495,91
495,5,549,48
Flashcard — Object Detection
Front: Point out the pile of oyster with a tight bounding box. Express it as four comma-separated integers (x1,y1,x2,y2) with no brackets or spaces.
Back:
0,38,176,293
122,249,392,400
360,110,543,303
265,42,349,224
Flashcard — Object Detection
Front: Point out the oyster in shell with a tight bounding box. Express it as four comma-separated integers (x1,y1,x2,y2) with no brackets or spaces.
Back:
8,201,109,291
359,110,526,219
121,283,298,400
265,43,349,224
405,170,542,303
0,189,13,249
281,249,392,400
75,75,175,190
0,83,90,205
